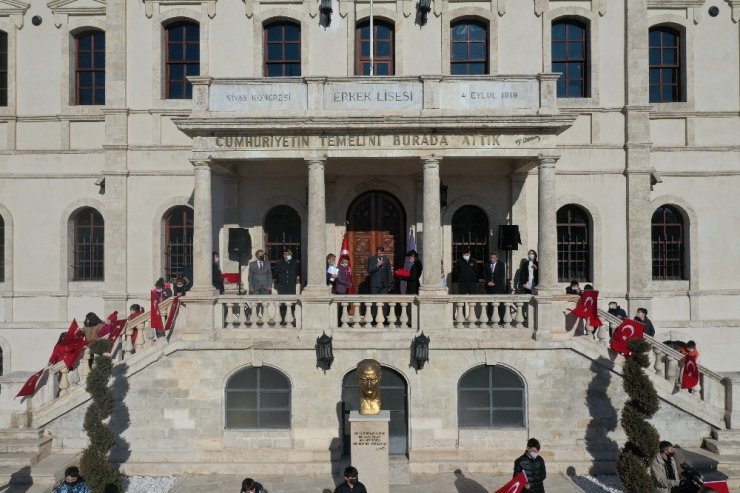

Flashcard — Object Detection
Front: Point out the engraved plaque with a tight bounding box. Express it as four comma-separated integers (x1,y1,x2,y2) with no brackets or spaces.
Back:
210,83,308,112
324,81,422,111
439,80,539,110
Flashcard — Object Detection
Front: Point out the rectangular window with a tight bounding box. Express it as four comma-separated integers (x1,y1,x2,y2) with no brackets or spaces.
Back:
649,27,682,103
0,31,8,106
264,22,301,77
552,20,588,98
355,21,394,76
165,22,200,99
75,31,105,105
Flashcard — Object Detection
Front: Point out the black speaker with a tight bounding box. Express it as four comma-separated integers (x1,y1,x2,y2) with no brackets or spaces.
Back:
497,225,521,251
228,228,251,255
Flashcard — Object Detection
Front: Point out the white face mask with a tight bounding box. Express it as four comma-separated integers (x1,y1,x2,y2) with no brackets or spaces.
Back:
529,451,539,459
463,255,470,261
285,255,292,262
528,254,535,260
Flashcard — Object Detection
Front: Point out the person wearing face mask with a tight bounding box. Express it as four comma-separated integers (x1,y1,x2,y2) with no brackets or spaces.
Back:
53,466,91,493
173,274,190,296
518,249,538,294
651,441,681,493
453,248,478,295
274,250,299,323
513,438,546,493
248,249,273,295
334,466,367,493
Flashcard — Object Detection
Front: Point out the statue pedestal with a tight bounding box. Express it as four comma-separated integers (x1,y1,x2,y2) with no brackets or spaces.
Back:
349,410,390,493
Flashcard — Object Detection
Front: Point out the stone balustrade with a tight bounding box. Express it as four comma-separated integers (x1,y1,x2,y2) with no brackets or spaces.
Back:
331,295,417,329
219,296,302,329
451,295,532,329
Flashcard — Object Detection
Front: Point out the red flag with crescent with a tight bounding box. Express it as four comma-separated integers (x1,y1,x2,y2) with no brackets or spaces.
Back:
493,472,527,493
681,353,700,389
164,296,181,331
570,290,603,328
340,232,356,295
610,319,645,356
16,369,46,398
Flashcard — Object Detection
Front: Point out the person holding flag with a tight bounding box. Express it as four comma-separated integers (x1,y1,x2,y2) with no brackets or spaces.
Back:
339,231,356,295
680,340,701,393
609,318,646,356
512,438,546,493
569,289,603,334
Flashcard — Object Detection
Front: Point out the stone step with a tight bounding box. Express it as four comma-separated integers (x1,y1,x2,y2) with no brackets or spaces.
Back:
0,452,79,486
0,428,45,440
712,429,740,441
0,436,52,455
703,438,740,455
0,452,41,468
389,456,410,485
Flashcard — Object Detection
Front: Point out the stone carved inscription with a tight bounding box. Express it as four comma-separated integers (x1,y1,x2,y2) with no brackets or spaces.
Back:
324,82,422,110
212,133,544,150
352,430,387,450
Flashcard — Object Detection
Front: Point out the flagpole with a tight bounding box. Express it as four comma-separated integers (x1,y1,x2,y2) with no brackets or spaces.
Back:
369,0,374,76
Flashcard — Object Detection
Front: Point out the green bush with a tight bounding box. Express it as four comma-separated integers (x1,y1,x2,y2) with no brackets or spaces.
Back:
617,338,660,491
79,339,121,493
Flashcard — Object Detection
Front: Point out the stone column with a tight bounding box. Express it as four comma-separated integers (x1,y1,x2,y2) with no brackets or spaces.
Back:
420,156,444,293
536,154,559,294
304,158,327,292
190,159,216,295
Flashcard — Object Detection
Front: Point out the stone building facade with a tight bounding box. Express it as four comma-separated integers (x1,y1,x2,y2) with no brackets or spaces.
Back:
0,0,739,477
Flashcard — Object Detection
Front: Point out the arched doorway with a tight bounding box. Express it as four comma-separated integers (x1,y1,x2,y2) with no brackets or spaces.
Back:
346,191,406,293
342,367,408,455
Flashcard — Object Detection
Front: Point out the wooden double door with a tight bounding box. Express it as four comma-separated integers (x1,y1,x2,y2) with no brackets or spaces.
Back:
347,191,406,293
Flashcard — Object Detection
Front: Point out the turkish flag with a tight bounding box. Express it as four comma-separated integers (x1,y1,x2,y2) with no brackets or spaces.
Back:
570,290,603,328
164,296,181,331
340,232,356,294
703,481,730,493
493,472,528,493
681,353,700,389
16,369,46,398
58,319,79,347
63,335,89,369
150,289,164,331
609,319,646,356
106,320,127,344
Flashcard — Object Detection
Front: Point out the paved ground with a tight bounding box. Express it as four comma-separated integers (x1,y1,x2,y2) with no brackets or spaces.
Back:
173,471,584,493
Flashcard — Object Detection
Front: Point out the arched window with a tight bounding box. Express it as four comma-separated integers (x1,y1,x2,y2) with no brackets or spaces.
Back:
0,30,7,106
552,18,588,98
263,21,301,77
163,206,193,280
164,20,199,99
557,205,590,282
72,207,104,281
0,214,4,282
652,205,685,280
451,205,489,278
355,19,394,75
264,206,301,271
450,20,488,75
74,30,105,105
458,365,525,428
649,26,682,103
225,367,291,429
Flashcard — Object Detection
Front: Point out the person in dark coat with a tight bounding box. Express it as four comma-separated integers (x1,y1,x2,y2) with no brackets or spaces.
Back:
334,466,367,493
212,251,225,294
240,477,267,493
636,307,656,337
513,438,546,493
404,250,423,295
453,248,478,295
367,246,393,294
273,250,298,323
334,257,352,294
485,252,507,322
273,250,298,295
518,249,538,294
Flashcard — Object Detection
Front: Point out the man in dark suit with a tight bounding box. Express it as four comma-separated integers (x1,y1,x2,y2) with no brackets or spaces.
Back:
453,248,478,295
367,246,393,322
485,252,507,323
273,249,298,323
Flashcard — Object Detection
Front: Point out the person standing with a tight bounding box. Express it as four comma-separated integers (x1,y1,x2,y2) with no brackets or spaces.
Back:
212,251,225,294
248,250,273,295
650,441,681,493
635,307,655,337
404,250,423,295
274,250,298,323
518,249,538,294
334,257,353,294
240,478,267,493
334,466,367,493
453,248,478,295
513,438,546,493
326,253,338,290
367,246,393,294
485,252,507,323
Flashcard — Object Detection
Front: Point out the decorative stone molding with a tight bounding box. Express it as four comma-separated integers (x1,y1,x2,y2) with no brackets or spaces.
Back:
647,0,704,7
534,0,545,16
0,0,30,29
534,0,606,17
727,0,740,22
144,0,216,19
47,0,105,28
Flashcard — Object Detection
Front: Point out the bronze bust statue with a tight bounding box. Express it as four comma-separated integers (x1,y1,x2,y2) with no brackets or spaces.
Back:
357,359,382,415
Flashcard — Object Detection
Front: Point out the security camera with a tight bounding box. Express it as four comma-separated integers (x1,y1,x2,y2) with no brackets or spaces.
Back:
95,176,105,187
